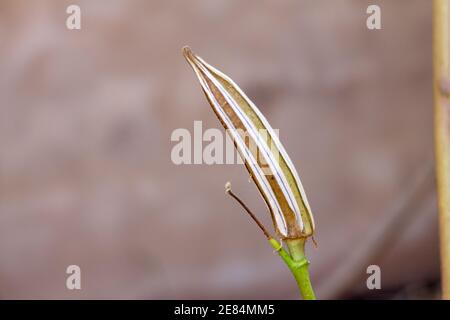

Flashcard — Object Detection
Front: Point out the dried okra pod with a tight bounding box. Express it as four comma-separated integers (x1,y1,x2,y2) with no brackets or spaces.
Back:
182,47,315,240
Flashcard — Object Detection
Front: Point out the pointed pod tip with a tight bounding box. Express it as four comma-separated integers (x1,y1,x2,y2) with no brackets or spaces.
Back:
181,46,195,61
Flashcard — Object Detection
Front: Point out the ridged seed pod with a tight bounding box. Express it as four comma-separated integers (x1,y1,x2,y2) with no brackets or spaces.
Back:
183,46,314,239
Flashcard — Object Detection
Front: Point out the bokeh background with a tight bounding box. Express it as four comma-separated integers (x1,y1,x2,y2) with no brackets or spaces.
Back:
0,0,438,299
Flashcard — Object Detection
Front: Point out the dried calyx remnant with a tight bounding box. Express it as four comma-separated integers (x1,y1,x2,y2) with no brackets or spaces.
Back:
182,46,315,241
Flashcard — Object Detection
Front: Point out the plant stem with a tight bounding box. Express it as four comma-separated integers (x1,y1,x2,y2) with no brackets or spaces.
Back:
433,0,450,299
226,186,316,299
270,238,316,300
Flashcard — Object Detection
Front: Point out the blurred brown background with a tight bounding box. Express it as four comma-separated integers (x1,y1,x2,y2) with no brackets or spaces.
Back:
0,0,438,299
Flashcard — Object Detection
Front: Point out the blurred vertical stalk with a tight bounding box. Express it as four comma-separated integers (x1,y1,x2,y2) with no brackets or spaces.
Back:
433,0,450,299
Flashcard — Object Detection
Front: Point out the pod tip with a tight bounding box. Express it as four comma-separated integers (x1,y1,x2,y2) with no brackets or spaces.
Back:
182,46,194,59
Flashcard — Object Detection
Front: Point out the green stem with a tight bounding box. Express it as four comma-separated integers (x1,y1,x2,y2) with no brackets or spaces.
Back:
269,238,316,300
